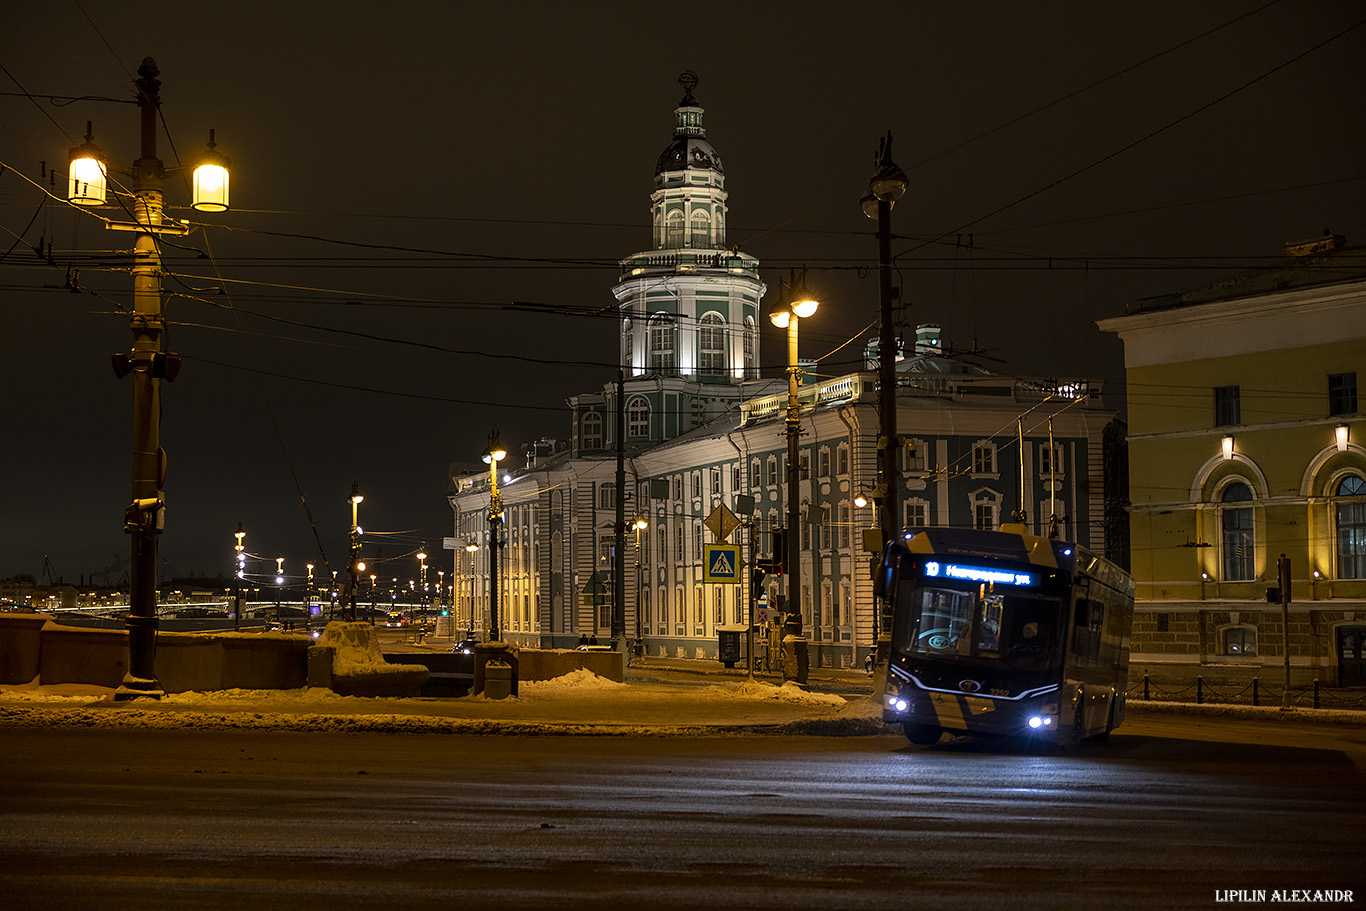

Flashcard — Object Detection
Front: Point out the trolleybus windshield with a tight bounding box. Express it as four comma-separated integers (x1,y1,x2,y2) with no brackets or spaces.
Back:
892,571,1063,670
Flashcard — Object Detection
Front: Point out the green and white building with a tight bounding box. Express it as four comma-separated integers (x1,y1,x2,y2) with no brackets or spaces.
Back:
448,76,1120,668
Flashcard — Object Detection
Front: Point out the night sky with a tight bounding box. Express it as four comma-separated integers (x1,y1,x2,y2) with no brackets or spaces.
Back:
2,2,1363,589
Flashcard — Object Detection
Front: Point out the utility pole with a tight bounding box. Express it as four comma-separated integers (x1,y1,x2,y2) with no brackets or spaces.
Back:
861,132,908,668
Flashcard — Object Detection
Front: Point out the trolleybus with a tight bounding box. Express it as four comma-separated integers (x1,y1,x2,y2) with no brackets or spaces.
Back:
877,524,1134,747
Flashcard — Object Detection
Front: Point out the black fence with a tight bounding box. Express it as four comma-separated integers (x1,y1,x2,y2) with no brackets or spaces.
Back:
1128,674,1366,709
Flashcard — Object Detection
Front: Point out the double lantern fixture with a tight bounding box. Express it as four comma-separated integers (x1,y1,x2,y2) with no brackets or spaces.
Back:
67,123,231,213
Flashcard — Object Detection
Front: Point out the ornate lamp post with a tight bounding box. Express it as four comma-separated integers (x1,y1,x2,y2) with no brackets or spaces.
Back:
233,523,245,631
347,482,364,621
417,549,428,617
274,557,284,628
482,436,508,642
769,270,819,685
67,59,234,699
305,562,315,627
633,517,649,651
465,540,479,636
860,131,908,667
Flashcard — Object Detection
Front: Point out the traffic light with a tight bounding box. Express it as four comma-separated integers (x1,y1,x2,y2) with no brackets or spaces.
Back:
770,529,785,574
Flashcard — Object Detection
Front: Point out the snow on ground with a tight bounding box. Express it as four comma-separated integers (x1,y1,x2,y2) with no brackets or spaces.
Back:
0,668,894,737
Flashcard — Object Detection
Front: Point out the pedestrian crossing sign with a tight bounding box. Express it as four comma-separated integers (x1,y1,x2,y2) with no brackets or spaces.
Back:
704,544,740,584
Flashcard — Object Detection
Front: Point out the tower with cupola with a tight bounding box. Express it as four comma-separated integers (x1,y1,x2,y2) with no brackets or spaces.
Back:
572,72,770,455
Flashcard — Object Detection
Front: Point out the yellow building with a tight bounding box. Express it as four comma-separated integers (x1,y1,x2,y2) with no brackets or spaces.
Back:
1099,237,1365,691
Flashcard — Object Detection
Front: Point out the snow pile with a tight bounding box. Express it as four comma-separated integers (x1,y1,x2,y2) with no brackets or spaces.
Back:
701,679,848,707
316,621,424,676
521,668,626,693
163,687,353,705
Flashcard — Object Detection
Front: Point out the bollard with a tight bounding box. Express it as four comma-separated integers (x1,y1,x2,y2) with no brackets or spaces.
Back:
1314,679,1320,709
1252,677,1259,707
483,659,513,700
1143,674,1150,701
1196,676,1203,705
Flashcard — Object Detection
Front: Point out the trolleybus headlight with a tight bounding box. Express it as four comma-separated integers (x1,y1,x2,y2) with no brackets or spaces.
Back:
1028,716,1043,729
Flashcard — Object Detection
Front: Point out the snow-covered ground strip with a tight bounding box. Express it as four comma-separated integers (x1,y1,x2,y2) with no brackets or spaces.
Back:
0,668,895,736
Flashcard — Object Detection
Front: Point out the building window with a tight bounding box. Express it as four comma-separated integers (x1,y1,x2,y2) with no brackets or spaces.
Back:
1214,385,1241,426
905,438,927,473
598,483,615,510
649,314,675,373
598,534,615,566
818,447,831,478
674,522,684,562
627,397,649,438
1039,442,1064,478
1221,626,1257,657
642,588,650,628
710,469,722,495
973,491,1000,531
766,456,778,487
691,471,702,499
1337,474,1366,579
675,586,684,634
582,413,603,450
622,316,633,371
665,211,684,249
905,499,928,530
972,442,997,475
838,504,850,549
836,444,849,477
1329,372,1358,416
1221,481,1255,581
799,452,810,480
690,211,710,249
699,312,727,377
743,317,756,379
713,587,723,625
693,524,703,558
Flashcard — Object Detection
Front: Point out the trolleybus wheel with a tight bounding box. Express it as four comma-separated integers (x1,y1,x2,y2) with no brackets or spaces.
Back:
904,722,942,745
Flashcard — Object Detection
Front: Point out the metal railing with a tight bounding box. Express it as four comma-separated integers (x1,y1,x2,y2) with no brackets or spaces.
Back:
1128,674,1366,709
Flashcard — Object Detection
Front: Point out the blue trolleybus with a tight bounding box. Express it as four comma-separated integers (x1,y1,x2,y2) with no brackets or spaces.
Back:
877,524,1135,747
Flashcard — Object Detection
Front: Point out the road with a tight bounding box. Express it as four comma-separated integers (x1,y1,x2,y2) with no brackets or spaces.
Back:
2,715,1362,910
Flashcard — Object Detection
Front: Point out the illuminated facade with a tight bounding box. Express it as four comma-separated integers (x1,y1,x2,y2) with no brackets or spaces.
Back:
448,77,1118,667
1099,238,1366,687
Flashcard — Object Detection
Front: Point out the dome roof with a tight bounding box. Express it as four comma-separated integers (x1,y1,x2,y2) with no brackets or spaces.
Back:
655,136,723,176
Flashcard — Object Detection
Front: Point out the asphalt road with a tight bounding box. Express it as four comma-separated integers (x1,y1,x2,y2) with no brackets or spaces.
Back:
2,715,1362,911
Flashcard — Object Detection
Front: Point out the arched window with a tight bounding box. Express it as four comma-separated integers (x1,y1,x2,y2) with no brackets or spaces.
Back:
743,317,756,378
648,314,674,373
690,211,710,249
665,211,684,249
698,312,727,377
582,412,603,451
622,316,633,371
1221,481,1255,581
628,396,650,438
1337,474,1366,579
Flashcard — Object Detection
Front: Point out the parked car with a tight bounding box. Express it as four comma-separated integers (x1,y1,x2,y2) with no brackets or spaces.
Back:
450,639,480,655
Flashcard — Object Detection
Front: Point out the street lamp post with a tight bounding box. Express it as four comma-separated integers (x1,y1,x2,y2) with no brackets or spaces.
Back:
465,540,479,636
482,436,508,642
348,482,364,622
417,549,428,619
860,131,908,668
305,563,315,628
769,270,819,685
233,523,245,631
633,517,649,653
68,59,233,699
275,557,284,628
